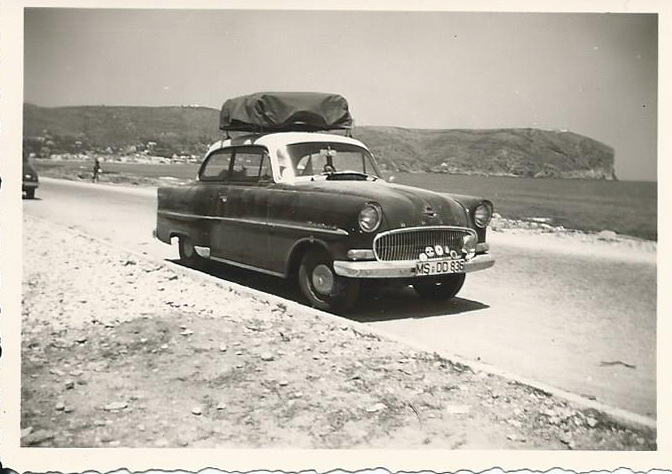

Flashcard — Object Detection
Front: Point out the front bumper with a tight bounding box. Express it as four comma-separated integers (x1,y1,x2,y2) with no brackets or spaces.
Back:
333,253,495,279
23,181,38,191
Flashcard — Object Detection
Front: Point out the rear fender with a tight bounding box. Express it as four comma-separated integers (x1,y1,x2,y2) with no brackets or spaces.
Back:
156,214,209,247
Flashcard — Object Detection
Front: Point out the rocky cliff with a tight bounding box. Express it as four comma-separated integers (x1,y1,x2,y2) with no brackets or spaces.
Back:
354,127,616,180
24,104,616,179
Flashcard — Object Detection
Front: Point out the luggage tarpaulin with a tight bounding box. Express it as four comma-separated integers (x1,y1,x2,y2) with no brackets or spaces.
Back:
219,92,353,132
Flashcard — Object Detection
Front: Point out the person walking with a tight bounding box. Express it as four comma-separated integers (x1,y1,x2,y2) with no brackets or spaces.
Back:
92,158,101,183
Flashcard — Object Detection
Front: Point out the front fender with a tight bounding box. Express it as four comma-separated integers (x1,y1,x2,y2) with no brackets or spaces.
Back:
442,193,493,242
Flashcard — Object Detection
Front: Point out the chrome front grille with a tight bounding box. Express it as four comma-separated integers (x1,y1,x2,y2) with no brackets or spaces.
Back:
373,226,475,261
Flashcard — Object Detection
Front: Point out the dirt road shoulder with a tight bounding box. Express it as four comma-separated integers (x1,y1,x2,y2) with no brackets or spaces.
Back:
21,215,655,449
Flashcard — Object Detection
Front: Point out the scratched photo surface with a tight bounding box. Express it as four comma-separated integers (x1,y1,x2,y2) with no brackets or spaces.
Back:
1,0,670,472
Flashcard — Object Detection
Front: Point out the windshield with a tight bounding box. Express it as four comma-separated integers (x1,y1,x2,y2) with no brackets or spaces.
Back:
286,142,382,179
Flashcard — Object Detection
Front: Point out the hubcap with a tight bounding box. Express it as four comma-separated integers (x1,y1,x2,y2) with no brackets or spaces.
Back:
312,264,334,295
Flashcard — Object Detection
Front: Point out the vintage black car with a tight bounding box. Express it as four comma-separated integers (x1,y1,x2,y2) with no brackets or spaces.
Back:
155,93,494,312
23,157,39,199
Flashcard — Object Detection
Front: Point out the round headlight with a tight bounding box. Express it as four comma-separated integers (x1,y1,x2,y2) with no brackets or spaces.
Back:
474,201,493,228
359,203,382,233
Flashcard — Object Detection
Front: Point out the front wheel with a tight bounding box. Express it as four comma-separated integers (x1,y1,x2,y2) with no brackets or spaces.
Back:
25,189,35,199
412,273,466,300
298,248,359,313
178,236,205,268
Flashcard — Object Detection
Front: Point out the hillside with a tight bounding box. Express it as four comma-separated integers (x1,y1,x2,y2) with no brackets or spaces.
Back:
23,103,616,179
355,127,616,179
23,103,220,158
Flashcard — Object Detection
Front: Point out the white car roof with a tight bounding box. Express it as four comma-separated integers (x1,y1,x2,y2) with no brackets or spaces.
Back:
206,131,370,156
203,131,376,184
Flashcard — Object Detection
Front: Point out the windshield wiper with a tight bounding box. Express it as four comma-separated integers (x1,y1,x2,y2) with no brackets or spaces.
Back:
324,171,378,181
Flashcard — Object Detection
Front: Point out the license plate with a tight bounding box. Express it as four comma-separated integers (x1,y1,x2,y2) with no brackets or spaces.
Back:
416,259,465,276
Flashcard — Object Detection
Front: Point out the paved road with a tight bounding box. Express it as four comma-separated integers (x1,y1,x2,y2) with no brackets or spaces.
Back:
24,178,657,418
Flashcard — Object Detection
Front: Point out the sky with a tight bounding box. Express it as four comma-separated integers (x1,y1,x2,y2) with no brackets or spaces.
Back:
23,8,658,181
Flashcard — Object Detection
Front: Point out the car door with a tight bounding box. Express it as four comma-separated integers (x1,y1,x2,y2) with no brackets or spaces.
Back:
210,146,274,271
193,148,234,247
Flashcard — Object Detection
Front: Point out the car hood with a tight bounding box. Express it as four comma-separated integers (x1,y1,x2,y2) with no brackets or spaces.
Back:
286,179,469,228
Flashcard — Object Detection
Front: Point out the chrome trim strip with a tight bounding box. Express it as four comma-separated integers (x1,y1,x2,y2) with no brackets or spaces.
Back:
333,253,495,279
209,256,286,278
375,225,478,237
157,211,348,236
158,210,221,221
267,220,349,236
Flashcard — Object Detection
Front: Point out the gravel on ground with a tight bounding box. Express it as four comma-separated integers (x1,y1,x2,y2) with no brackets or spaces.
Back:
21,215,656,449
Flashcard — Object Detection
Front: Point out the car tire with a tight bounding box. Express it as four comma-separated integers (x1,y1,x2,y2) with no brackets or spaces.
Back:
178,235,205,268
412,273,466,300
25,189,35,199
298,248,359,313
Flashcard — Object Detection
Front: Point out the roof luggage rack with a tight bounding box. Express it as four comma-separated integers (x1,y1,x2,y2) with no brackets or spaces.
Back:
219,92,353,135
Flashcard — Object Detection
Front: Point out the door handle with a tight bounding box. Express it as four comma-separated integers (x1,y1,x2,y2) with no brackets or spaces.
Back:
219,195,228,203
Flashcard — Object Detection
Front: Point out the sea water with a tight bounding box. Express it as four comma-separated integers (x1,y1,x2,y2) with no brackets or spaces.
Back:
394,173,657,241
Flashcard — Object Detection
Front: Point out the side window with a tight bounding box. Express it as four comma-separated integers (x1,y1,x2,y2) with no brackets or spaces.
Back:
259,154,272,182
230,148,272,184
200,150,233,181
276,149,291,180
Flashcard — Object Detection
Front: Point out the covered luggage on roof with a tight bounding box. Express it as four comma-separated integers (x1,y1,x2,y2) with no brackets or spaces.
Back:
219,92,353,132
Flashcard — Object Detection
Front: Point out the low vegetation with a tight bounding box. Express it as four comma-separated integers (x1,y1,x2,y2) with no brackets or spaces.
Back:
24,103,616,179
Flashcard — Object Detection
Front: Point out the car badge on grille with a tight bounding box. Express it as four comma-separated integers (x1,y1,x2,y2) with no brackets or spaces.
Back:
422,206,436,218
